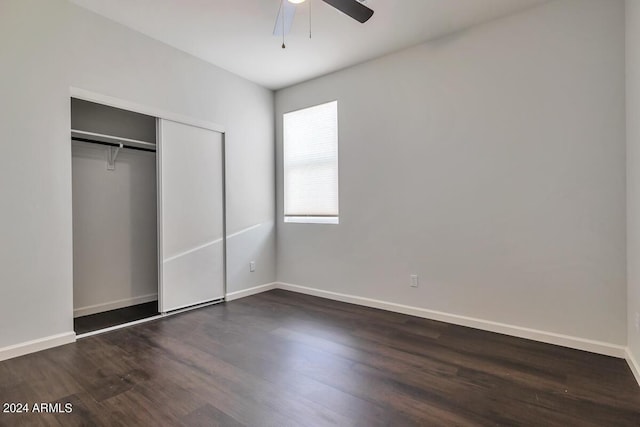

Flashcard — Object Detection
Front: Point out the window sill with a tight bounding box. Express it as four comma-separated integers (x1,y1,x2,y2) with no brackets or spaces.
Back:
284,216,339,225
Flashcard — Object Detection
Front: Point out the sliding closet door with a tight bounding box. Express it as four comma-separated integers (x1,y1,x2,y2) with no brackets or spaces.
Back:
158,119,224,312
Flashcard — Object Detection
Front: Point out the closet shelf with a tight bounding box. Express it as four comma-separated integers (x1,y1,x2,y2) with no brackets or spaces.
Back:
71,129,156,151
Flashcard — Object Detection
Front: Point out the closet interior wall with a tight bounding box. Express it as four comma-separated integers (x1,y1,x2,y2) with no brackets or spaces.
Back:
71,99,159,318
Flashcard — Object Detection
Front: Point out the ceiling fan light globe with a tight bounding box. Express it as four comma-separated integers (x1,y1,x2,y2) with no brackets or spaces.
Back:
288,0,306,4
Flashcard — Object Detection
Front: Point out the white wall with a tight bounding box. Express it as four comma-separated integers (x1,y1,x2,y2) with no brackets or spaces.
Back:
0,0,275,352
72,142,158,316
627,0,640,368
275,0,627,345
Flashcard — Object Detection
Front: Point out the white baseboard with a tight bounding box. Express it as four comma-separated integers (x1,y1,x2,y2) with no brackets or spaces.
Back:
626,348,640,387
226,282,278,302
74,293,158,318
274,282,627,359
0,332,76,362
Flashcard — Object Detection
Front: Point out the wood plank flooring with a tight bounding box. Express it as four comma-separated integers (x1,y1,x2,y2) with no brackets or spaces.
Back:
1,289,639,426
74,302,159,335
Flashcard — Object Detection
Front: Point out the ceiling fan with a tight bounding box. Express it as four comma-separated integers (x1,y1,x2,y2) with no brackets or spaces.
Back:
274,0,374,44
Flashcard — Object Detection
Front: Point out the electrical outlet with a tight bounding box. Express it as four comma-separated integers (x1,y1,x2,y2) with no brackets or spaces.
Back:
250,261,256,272
636,312,640,332
410,274,419,288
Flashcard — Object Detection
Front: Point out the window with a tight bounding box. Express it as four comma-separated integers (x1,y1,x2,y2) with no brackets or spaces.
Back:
283,100,339,224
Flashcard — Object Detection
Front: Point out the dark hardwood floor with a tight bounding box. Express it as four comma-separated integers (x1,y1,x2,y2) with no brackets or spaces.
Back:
1,289,639,426
74,302,159,335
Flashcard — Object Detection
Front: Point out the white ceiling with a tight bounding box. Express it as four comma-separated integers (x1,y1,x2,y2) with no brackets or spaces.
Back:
68,0,550,90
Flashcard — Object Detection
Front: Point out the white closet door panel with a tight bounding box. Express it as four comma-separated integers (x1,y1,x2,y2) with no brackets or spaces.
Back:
161,122,224,257
159,119,224,312
162,242,224,311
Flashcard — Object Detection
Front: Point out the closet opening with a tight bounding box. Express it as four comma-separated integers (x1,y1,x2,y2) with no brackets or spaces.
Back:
71,98,160,335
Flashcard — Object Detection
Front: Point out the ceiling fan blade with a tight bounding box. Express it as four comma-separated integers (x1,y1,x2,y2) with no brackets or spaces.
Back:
321,0,374,23
273,1,297,36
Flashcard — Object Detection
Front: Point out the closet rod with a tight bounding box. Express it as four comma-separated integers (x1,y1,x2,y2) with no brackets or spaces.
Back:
71,129,156,152
72,137,155,153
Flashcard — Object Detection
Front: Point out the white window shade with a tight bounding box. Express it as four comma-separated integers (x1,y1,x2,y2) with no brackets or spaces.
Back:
283,101,339,221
